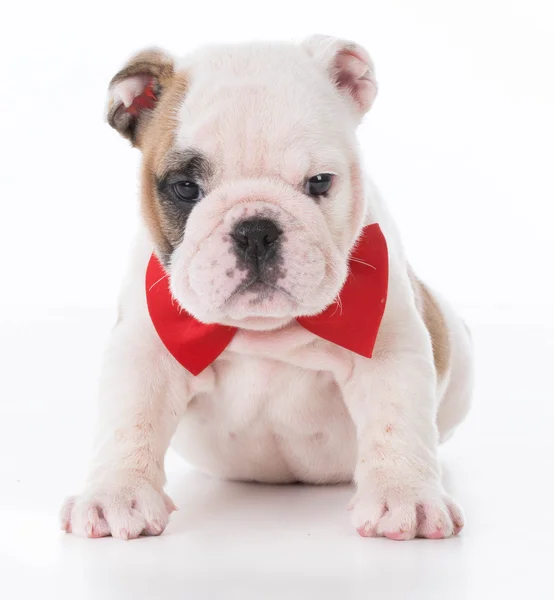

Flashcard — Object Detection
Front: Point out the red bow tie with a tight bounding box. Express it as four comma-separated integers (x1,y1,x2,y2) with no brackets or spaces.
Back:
146,223,388,376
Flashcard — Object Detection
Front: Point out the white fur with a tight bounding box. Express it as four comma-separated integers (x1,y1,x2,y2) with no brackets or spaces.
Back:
61,37,472,541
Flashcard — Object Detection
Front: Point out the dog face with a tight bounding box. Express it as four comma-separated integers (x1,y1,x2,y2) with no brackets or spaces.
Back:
107,37,377,329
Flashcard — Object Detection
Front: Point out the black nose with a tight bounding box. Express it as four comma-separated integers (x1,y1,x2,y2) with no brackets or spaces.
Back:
232,218,282,265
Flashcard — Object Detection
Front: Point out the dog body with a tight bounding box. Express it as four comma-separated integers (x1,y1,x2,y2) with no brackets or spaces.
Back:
61,38,473,540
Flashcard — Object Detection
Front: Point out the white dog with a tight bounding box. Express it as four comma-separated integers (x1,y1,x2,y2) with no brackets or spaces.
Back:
61,36,473,541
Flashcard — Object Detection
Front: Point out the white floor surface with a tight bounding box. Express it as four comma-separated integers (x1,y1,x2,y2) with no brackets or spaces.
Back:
1,307,553,599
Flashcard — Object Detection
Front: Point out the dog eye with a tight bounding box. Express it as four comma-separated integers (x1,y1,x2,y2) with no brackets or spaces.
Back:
172,181,202,202
305,173,333,197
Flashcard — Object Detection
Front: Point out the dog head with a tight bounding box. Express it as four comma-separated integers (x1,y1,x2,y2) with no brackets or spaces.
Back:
107,37,377,330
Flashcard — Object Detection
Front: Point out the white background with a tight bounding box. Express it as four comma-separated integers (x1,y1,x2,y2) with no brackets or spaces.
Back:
1,1,553,598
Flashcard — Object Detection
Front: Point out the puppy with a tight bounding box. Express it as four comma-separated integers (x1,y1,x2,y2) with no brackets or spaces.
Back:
61,36,473,541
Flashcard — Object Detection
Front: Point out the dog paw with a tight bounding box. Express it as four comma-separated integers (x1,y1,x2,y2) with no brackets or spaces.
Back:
350,489,464,541
60,478,177,540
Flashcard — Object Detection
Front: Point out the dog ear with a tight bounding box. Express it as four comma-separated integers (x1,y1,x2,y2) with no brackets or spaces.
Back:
106,48,175,146
301,35,377,117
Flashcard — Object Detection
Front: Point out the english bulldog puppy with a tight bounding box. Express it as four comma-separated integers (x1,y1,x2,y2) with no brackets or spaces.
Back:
61,36,473,541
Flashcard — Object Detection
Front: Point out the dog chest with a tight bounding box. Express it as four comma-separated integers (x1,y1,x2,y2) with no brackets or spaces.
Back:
170,356,357,482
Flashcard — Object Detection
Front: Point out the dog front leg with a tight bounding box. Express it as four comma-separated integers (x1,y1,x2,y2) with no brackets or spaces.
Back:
342,327,464,540
60,320,194,540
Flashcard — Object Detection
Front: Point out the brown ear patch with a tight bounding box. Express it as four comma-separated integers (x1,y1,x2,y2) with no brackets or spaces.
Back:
107,48,175,146
410,270,451,383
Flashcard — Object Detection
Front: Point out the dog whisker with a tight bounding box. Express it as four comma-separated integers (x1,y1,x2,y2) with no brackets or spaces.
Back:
328,291,344,318
148,273,169,291
349,257,376,270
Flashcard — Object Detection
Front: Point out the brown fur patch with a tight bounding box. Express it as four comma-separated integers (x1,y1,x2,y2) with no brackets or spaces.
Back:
138,72,189,256
107,42,185,253
409,269,451,383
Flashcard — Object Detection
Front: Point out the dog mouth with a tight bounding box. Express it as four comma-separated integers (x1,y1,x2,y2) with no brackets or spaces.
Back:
224,276,297,308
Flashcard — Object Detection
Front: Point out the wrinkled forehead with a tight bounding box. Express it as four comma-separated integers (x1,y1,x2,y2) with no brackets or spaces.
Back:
170,46,353,184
